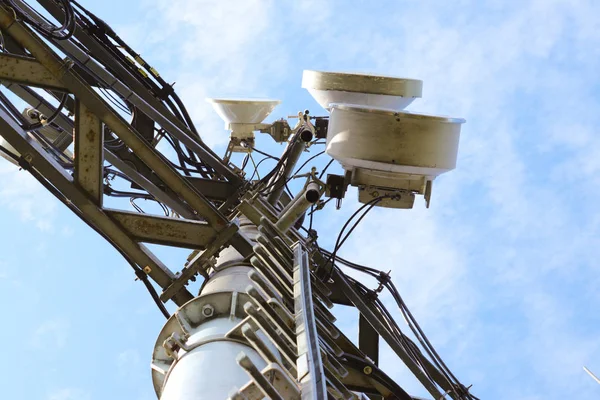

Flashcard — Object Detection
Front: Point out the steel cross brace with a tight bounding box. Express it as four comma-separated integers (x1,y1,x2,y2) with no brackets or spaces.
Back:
0,6,229,230
0,105,196,304
0,6,255,305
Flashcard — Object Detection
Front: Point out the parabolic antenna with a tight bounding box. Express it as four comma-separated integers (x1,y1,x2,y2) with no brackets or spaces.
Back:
326,103,465,208
302,70,422,111
207,98,281,129
207,98,282,158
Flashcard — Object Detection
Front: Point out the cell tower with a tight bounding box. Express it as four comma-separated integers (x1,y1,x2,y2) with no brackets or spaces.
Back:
0,1,477,399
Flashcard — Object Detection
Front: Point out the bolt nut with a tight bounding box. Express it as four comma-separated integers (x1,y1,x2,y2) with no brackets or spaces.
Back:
143,266,152,274
363,366,373,375
201,304,215,318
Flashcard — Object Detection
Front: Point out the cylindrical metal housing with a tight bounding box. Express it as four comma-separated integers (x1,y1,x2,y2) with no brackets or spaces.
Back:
275,181,322,233
152,220,280,400
159,318,268,400
327,104,465,177
266,128,313,206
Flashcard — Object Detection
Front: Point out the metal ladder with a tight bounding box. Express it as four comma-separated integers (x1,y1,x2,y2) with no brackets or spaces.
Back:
225,218,358,400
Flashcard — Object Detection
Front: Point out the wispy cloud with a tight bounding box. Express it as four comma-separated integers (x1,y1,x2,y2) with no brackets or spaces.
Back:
48,388,91,400
31,319,69,349
0,163,58,231
2,0,600,399
102,0,600,398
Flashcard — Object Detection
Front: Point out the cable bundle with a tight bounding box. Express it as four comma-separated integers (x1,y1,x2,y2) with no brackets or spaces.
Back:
3,0,76,40
321,245,480,400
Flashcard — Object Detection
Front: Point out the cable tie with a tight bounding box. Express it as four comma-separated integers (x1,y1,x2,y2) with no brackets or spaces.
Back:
134,269,146,281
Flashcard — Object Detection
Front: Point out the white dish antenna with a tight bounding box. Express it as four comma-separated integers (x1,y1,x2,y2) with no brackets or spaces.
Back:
207,98,282,159
302,70,422,111
327,103,465,177
207,98,281,130
300,69,465,209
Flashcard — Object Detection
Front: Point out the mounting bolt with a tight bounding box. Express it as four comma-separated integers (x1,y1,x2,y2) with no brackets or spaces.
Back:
363,366,373,375
23,154,33,163
143,266,152,274
201,304,215,318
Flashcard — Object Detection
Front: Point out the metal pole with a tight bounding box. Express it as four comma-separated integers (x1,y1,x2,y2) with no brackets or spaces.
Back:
154,220,277,400
276,181,322,233
266,127,313,206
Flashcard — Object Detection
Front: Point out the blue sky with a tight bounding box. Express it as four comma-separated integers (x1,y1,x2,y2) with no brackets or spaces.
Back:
1,0,600,399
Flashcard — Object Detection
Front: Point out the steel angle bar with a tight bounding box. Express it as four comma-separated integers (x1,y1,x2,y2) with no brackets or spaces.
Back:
0,8,229,230
160,222,239,302
241,324,298,379
0,53,66,91
293,244,327,400
106,209,217,248
103,152,197,219
33,0,242,184
74,99,103,205
244,302,298,365
236,352,284,400
0,106,193,305
2,82,200,219
246,285,296,344
359,314,379,366
186,177,239,202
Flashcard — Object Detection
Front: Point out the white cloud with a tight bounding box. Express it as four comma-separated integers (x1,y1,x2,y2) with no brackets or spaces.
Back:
31,319,69,349
113,0,600,397
0,163,58,231
122,0,288,148
48,388,91,400
2,0,600,398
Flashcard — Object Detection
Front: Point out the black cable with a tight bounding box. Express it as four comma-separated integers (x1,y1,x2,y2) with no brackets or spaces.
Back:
247,155,275,181
24,93,70,132
319,158,335,179
242,142,279,160
258,146,324,196
72,0,206,144
257,129,305,187
326,196,388,277
23,162,170,318
130,196,170,216
325,250,479,399
5,0,76,40
293,150,325,176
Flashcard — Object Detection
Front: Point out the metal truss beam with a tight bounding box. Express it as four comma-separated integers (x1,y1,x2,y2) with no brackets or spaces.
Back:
74,99,104,205
187,177,238,202
33,0,243,186
0,82,199,218
0,53,66,91
0,7,230,231
107,209,217,248
0,105,194,306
